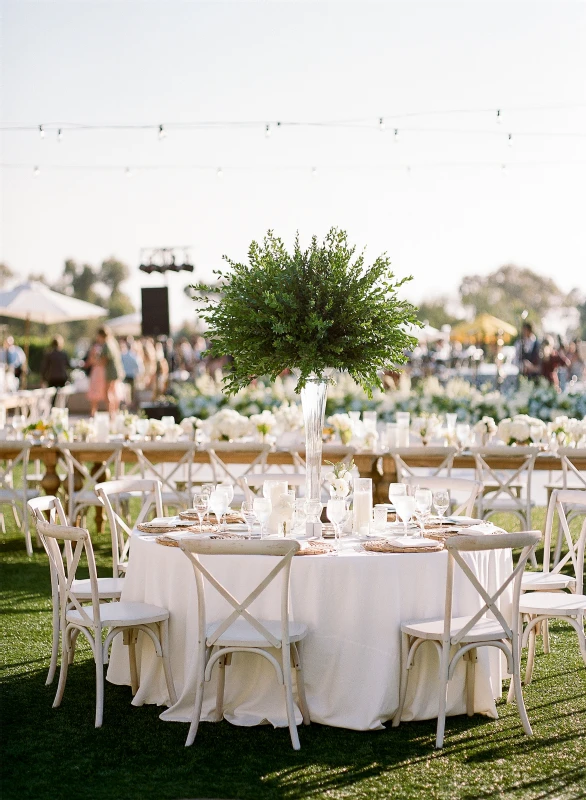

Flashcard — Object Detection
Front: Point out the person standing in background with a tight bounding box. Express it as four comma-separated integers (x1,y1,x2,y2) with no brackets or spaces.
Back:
85,327,124,416
2,336,27,385
541,336,571,390
41,336,70,389
516,322,541,381
120,338,141,409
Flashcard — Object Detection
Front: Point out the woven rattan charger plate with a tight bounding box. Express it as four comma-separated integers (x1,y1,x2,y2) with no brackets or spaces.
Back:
363,539,444,554
179,510,244,524
136,523,198,534
295,540,334,556
155,531,245,547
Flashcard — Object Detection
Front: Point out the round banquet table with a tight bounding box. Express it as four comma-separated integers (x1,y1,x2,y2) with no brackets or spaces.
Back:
107,533,512,732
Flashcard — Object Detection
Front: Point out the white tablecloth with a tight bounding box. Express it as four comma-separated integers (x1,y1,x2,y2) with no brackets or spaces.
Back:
107,533,512,731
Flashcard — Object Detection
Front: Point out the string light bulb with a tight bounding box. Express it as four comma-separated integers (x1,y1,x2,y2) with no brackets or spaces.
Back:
33,166,40,177
125,167,132,178
311,166,318,177
265,123,271,138
217,167,223,179
39,125,45,139
501,163,507,176
496,109,501,124
379,117,385,131
158,124,166,140
57,128,62,142
393,128,399,143
507,132,513,147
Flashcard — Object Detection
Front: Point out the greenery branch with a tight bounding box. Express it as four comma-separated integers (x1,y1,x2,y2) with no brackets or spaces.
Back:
192,228,420,395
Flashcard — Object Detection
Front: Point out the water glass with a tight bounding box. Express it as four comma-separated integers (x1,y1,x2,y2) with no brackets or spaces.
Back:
393,495,416,534
241,499,256,537
12,414,26,440
433,490,450,519
253,497,272,538
388,482,407,505
209,490,228,530
326,497,347,553
414,488,433,536
192,493,209,532
373,505,388,532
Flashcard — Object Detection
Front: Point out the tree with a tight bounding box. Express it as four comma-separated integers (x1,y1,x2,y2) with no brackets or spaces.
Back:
417,297,464,329
459,265,567,330
100,257,129,292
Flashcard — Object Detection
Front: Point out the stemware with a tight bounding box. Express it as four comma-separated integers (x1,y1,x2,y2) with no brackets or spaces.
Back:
433,490,450,520
208,490,228,531
414,488,433,536
326,497,347,553
217,483,234,527
192,493,209,532
201,483,215,522
253,497,272,539
393,495,416,534
388,482,407,503
12,414,26,440
241,499,256,537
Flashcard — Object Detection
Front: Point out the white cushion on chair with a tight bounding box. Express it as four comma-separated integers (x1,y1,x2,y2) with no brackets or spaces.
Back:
72,577,125,599
206,618,308,647
519,592,586,616
522,572,576,591
401,615,507,643
67,601,169,627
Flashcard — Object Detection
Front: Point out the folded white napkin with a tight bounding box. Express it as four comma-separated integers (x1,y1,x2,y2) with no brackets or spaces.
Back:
149,516,192,527
446,515,483,525
461,523,496,535
392,536,440,549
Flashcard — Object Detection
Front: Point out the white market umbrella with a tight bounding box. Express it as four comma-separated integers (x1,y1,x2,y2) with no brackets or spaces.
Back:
404,322,444,344
0,281,107,387
107,312,141,337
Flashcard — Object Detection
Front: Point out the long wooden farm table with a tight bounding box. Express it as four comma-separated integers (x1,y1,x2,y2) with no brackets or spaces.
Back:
13,443,585,508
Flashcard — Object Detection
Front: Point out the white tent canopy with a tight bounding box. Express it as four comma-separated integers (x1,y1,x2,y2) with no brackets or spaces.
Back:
107,312,141,336
404,322,445,344
0,281,107,325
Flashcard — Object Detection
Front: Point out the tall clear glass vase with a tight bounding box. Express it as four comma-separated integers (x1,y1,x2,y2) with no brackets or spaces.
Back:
300,374,328,504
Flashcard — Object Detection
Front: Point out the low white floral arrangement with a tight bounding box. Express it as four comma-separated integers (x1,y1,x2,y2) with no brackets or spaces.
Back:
325,459,355,498
73,418,94,439
327,413,355,445
250,410,277,440
147,419,167,439
474,416,497,435
273,402,304,434
547,416,586,447
199,408,251,442
497,414,546,446
412,413,440,444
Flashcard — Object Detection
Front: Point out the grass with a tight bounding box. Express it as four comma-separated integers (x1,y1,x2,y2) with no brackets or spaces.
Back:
1,507,585,800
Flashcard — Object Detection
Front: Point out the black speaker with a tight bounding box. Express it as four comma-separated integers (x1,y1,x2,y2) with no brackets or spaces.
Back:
141,287,170,337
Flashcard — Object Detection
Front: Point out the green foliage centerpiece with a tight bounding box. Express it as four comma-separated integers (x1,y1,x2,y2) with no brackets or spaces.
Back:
194,228,419,503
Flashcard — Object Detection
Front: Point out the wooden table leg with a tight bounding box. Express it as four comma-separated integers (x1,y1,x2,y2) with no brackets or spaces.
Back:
40,450,61,496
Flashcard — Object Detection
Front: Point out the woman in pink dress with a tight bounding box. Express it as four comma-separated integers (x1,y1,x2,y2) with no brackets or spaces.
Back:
85,335,107,415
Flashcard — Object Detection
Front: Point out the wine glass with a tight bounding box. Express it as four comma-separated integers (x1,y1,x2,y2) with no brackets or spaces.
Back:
388,483,407,524
326,497,347,553
414,488,433,537
12,414,26,440
433,490,450,521
241,500,256,537
201,483,215,522
393,495,416,535
192,493,209,532
253,497,272,539
208,490,228,531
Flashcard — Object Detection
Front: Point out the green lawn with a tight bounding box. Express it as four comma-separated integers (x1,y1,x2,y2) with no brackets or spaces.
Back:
1,508,585,800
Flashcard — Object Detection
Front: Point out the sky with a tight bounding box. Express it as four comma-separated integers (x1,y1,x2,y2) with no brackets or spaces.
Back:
1,0,585,326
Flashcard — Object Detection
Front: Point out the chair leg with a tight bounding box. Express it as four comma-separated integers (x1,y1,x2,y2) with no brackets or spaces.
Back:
435,643,451,749
282,646,301,750
185,645,207,747
525,625,537,686
392,632,411,728
466,648,477,717
213,653,226,722
127,629,139,695
507,614,523,704
291,643,310,725
95,644,105,728
160,619,177,706
542,619,550,655
53,625,72,709
512,633,533,737
46,596,60,685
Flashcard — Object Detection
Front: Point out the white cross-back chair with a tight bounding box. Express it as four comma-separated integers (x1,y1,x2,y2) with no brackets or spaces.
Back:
516,492,586,686
392,530,541,748
401,476,483,517
95,478,163,577
59,442,124,524
472,446,539,528
0,442,39,555
391,446,457,482
35,519,176,727
124,442,197,511
178,538,310,750
557,448,586,491
28,495,125,685
206,443,270,487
